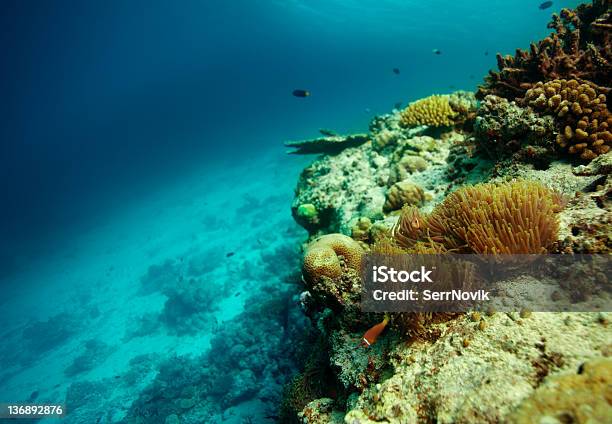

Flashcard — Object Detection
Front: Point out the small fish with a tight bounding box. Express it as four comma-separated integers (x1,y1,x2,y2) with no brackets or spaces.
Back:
234,292,241,297
432,48,442,55
114,375,121,379
393,101,403,110
360,314,390,347
226,252,235,258
292,89,310,98
539,1,553,10
319,128,338,137
392,67,400,75
28,390,39,401
484,50,489,56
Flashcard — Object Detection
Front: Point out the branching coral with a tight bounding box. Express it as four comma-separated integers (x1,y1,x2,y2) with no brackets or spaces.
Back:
477,0,612,100
399,95,458,127
393,181,565,254
302,234,364,285
524,79,611,160
383,181,425,212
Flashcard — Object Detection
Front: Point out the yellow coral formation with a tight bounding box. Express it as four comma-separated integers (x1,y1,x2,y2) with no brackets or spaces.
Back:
508,358,612,424
524,79,611,160
393,181,564,254
302,234,364,284
399,95,458,127
383,181,425,212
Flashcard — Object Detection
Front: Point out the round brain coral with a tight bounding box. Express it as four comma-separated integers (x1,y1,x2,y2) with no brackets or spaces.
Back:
399,95,458,127
384,181,425,212
302,234,364,284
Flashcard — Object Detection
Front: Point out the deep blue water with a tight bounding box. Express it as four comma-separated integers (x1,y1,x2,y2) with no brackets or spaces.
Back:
0,1,582,422
0,0,580,261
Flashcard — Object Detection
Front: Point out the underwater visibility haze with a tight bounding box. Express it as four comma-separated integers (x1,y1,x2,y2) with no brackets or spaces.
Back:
1,0,611,423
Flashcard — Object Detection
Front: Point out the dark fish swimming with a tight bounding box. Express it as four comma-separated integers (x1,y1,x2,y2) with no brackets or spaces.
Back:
393,101,403,110
539,1,553,10
484,50,489,56
319,128,338,137
432,48,441,55
226,252,235,257
292,89,310,98
392,67,400,75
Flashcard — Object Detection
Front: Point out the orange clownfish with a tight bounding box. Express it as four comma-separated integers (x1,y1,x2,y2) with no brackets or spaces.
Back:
360,314,390,348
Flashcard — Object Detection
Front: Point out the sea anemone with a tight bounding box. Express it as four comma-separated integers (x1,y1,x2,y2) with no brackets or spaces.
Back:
393,180,565,254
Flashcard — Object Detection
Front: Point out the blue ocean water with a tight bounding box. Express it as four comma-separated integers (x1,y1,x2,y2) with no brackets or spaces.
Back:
0,0,581,422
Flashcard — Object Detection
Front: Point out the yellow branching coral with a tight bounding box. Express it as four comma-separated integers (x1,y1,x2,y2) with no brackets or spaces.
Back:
393,181,565,254
399,95,458,127
524,79,611,160
302,234,364,284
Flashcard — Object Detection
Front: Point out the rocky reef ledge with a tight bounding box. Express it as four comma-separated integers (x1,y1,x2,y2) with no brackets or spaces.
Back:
282,3,611,422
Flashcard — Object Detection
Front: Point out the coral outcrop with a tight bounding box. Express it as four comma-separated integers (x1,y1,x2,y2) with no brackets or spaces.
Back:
524,79,611,160
287,83,611,423
285,134,369,155
478,0,612,100
474,95,556,157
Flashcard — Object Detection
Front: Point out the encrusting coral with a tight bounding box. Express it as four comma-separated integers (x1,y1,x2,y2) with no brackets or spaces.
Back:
383,180,426,212
524,79,611,160
393,180,565,254
477,0,612,100
399,95,458,128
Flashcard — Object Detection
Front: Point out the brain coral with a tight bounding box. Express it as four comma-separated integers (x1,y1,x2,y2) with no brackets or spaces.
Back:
524,79,611,160
302,234,364,284
393,180,565,254
383,181,425,212
399,95,458,127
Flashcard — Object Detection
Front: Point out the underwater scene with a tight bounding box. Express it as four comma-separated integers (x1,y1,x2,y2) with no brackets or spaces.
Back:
0,0,611,423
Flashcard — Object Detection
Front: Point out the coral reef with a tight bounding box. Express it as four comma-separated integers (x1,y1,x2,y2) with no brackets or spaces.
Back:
393,180,564,254
478,0,612,100
289,86,611,422
343,312,611,423
524,79,611,160
399,95,458,128
507,357,612,424
383,180,425,212
284,134,369,155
